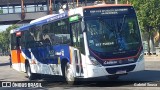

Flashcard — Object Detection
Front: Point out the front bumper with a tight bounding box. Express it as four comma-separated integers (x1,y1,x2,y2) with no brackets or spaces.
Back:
84,60,145,78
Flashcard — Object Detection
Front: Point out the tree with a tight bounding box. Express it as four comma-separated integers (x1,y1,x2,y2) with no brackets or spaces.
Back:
150,0,160,47
0,25,18,55
120,0,160,55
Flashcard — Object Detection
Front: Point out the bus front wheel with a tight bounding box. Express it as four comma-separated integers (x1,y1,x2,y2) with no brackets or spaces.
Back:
65,62,76,85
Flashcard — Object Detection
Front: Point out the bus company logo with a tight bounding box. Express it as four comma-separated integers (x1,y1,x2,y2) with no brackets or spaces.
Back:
103,61,118,65
2,82,11,87
55,49,64,56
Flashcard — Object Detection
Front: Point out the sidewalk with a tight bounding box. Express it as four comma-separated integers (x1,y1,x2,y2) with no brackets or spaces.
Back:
144,55,160,61
0,56,9,63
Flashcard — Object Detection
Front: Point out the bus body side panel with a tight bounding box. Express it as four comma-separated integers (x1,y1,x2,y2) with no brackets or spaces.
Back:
20,45,71,76
21,49,36,73
20,50,27,72
11,49,26,72
11,49,21,71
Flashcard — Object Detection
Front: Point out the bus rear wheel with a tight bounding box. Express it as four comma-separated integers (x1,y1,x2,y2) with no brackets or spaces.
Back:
65,62,76,85
26,64,36,80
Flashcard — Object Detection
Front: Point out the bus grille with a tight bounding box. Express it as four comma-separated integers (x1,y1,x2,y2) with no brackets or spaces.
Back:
106,65,136,74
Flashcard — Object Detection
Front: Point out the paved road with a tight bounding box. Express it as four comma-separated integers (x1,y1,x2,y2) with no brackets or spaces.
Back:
0,56,160,90
0,56,28,81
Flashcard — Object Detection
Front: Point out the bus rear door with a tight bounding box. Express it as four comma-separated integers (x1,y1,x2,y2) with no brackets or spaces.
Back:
11,32,25,71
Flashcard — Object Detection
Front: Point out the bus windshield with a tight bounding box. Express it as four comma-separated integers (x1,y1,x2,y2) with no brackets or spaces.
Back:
86,15,141,53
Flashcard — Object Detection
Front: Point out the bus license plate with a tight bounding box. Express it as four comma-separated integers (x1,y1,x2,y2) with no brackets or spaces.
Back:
116,70,126,74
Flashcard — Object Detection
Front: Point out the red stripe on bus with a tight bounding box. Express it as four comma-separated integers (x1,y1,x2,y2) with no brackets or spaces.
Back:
89,46,142,61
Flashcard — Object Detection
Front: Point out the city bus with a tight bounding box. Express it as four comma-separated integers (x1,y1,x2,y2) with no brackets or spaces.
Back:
10,3,144,84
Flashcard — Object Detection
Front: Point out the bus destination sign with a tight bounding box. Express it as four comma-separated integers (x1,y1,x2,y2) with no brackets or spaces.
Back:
84,7,132,16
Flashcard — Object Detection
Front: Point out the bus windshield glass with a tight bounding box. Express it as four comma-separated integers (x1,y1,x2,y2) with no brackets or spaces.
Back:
86,15,141,53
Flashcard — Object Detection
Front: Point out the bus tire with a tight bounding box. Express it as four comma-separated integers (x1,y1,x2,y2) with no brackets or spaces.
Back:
26,63,36,80
65,62,76,85
108,75,119,80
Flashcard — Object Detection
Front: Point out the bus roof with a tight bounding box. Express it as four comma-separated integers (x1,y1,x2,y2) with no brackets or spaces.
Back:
30,14,58,24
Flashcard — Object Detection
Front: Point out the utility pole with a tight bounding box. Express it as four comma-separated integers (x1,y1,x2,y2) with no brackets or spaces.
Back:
77,0,79,7
49,0,53,14
21,0,25,20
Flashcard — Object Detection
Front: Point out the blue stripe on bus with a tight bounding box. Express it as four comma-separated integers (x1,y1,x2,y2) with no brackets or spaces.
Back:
21,49,31,59
21,45,70,64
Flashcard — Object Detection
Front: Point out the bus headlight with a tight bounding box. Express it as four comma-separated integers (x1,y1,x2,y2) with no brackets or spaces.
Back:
89,56,102,67
137,52,144,62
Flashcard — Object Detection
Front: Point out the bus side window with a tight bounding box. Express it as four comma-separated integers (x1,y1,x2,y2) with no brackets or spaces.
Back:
24,30,34,48
52,19,71,45
42,24,51,46
11,33,17,50
20,32,25,49
15,36,21,50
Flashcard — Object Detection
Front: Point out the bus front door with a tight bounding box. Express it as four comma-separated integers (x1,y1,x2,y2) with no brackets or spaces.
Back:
70,47,83,77
70,21,84,77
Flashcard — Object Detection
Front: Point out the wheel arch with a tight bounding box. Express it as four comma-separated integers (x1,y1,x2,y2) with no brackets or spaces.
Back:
61,58,70,65
61,58,70,77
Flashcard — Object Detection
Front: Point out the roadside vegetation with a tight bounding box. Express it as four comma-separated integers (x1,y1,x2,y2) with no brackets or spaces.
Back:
120,0,160,54
0,25,18,55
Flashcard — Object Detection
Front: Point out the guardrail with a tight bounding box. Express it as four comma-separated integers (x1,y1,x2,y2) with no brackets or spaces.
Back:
0,5,48,14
